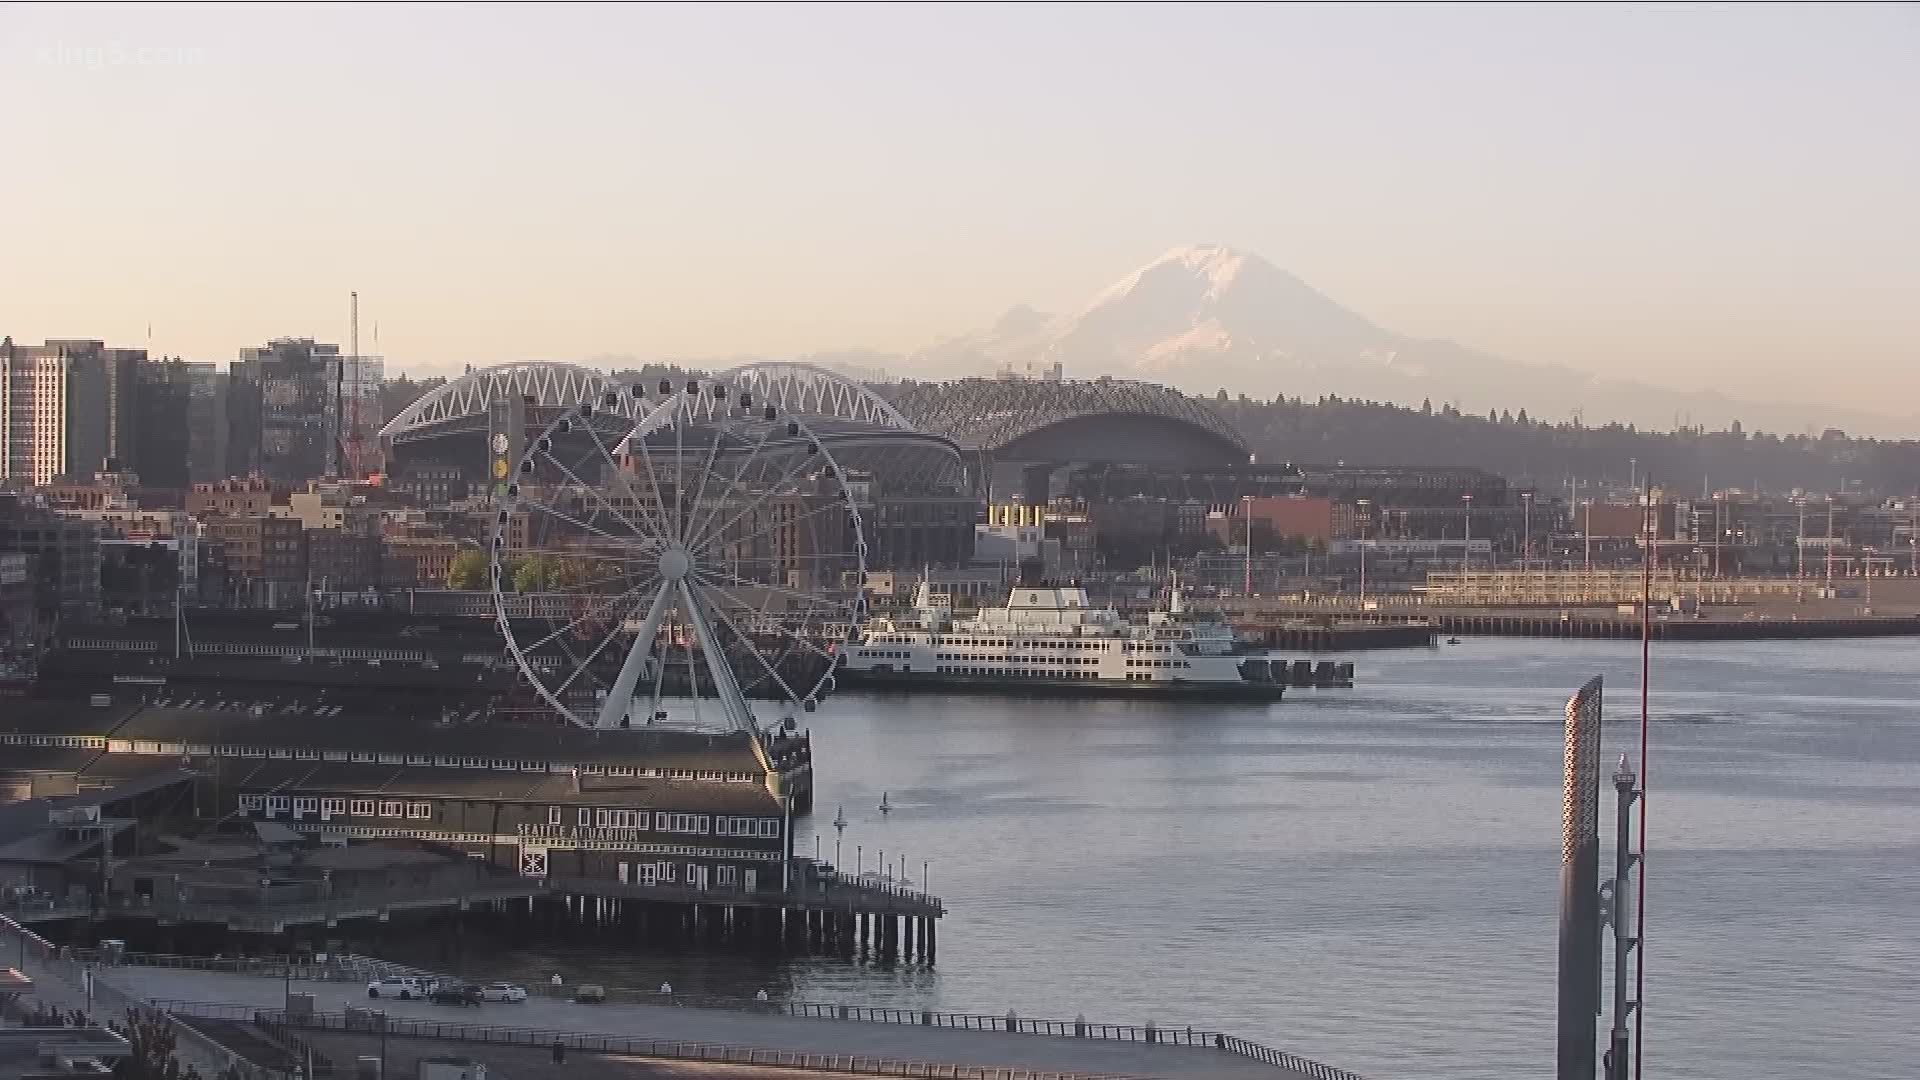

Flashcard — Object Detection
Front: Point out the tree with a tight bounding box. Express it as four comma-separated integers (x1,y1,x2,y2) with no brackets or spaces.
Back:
113,1010,181,1080
1421,397,1433,415
512,555,550,593
446,549,489,590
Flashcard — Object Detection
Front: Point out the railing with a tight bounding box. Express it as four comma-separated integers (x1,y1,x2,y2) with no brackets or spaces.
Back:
539,870,945,916
1218,1035,1371,1080
89,877,542,931
813,868,944,913
0,895,93,920
65,948,408,984
158,1004,1139,1080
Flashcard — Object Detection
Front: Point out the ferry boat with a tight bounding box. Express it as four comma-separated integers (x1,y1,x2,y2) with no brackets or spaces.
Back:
835,582,1286,701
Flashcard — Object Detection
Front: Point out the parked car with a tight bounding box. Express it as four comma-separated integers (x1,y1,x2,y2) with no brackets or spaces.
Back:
479,982,527,1003
572,984,606,1004
428,983,482,1006
367,976,428,1000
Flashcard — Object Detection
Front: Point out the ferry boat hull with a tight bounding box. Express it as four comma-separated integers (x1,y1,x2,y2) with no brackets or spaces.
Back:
835,666,1286,702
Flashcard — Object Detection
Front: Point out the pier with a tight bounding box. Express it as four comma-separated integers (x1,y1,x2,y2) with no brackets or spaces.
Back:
1236,621,1436,652
117,970,1345,1079
4,915,1363,1080
1216,571,1920,640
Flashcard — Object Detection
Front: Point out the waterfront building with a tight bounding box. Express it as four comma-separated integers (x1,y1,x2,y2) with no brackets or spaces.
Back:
1,650,814,904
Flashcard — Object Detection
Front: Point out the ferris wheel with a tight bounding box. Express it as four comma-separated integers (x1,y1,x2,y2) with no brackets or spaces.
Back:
488,376,868,732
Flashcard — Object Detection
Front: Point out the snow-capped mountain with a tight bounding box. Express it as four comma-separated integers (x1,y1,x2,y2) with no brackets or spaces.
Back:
908,245,1916,436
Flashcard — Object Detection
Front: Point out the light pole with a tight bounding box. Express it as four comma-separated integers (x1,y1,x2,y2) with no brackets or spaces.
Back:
1355,499,1371,606
1461,494,1474,576
1521,492,1534,574
1796,497,1806,579
1826,501,1836,588
1242,495,1254,598
833,805,846,869
1358,539,1368,608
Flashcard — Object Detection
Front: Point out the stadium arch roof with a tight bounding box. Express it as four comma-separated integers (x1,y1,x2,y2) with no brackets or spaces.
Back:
379,362,617,440
381,359,923,442
889,376,1250,464
379,359,965,489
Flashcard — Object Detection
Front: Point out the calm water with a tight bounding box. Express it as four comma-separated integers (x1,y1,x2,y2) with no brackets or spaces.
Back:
453,639,1920,1080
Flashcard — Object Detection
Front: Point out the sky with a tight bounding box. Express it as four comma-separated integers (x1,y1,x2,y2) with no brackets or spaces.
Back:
2,2,1916,413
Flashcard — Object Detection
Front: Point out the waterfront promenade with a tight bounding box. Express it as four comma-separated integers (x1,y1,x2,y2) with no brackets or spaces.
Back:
98,966,1332,1079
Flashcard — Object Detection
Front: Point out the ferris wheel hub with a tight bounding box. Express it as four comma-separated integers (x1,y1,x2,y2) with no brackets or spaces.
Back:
658,545,692,581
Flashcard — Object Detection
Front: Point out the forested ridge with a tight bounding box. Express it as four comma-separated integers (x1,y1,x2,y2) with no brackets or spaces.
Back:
1212,393,1918,496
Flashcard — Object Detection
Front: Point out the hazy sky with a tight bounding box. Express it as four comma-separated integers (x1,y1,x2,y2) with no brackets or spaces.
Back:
3,3,1915,410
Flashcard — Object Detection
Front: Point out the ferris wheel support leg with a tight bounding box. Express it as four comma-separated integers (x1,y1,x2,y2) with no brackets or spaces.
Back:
681,581,759,733
597,581,674,730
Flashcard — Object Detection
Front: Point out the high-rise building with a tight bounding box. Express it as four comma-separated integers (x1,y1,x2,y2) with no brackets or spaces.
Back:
130,357,196,489
0,337,143,485
228,338,386,485
182,362,231,483
230,338,338,486
326,351,385,478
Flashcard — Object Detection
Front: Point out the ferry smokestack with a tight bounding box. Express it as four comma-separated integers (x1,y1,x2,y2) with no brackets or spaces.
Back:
1559,676,1604,1079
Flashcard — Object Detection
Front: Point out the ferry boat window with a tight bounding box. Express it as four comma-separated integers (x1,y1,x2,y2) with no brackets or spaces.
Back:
350,799,374,816
378,800,403,817
407,802,432,819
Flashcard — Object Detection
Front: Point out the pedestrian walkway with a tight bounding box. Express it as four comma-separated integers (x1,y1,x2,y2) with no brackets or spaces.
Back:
3,922,231,1078
103,967,1319,1079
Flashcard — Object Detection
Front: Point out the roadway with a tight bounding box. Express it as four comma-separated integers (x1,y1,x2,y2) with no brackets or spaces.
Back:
98,966,1312,1079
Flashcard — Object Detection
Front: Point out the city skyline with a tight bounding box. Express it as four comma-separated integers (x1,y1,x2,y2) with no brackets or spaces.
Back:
2,4,1916,422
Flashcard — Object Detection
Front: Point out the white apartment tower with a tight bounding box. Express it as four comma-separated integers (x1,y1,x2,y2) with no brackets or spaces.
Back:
0,338,132,486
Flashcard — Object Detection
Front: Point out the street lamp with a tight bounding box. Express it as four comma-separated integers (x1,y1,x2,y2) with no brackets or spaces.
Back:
1461,494,1474,575
1354,499,1371,606
1795,496,1807,579
1241,495,1254,599
1520,492,1534,574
